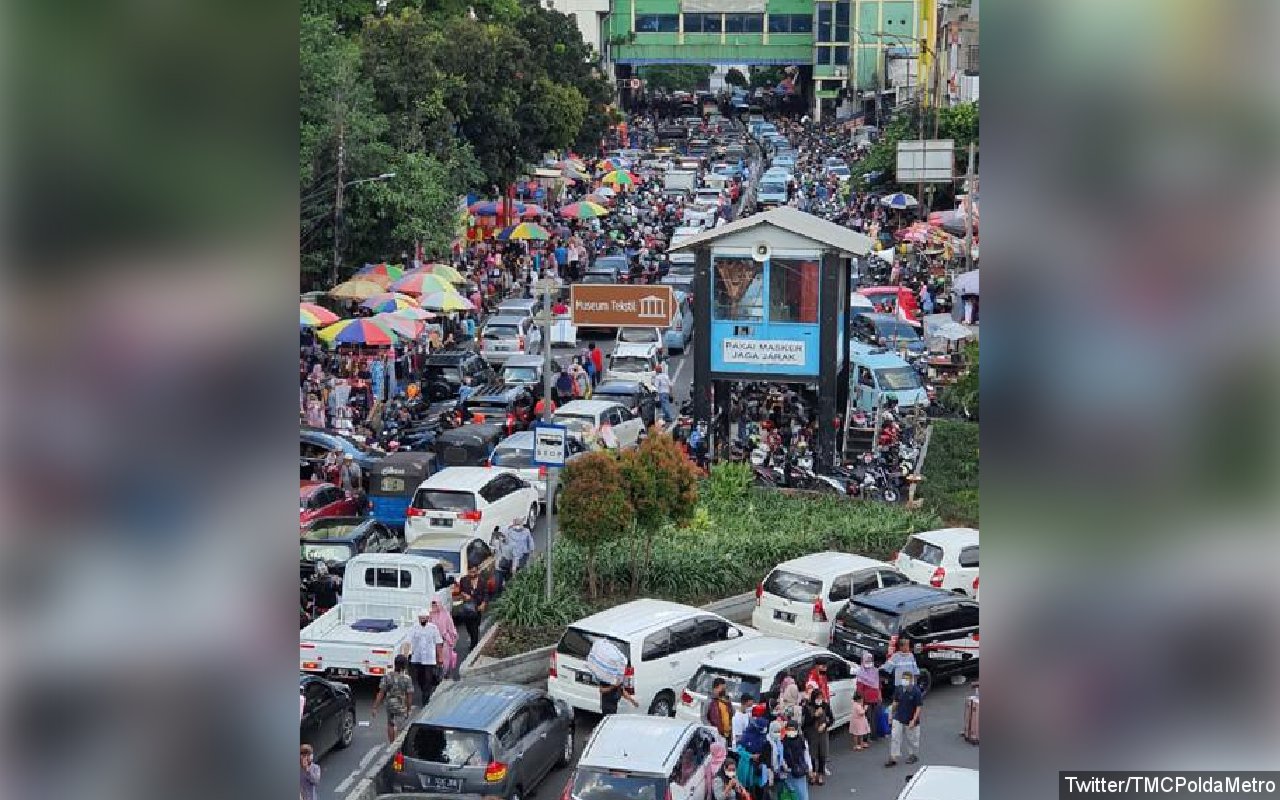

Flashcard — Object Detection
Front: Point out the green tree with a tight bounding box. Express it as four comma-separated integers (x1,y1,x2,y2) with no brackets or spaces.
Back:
558,451,634,600
724,67,748,88
639,64,714,92
618,433,701,594
748,65,786,89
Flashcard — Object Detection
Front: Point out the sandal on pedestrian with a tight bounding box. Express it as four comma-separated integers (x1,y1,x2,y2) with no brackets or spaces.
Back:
884,760,897,768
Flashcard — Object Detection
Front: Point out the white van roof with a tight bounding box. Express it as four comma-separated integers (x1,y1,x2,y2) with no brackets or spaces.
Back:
579,715,699,773
570,598,705,639
912,528,979,547
897,766,980,800
699,636,826,676
771,551,888,581
420,466,513,492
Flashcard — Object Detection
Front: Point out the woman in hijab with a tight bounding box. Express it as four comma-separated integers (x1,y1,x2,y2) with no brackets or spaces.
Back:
428,590,459,678
778,675,802,723
854,652,884,741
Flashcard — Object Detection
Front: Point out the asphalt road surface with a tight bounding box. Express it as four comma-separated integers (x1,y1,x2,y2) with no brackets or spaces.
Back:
316,338,694,794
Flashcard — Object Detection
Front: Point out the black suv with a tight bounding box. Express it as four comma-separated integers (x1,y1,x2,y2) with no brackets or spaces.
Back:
829,584,979,694
458,382,537,436
421,349,495,401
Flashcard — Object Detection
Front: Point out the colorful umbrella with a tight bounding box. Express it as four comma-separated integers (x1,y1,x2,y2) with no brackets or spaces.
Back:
880,192,919,210
420,291,475,312
424,263,466,283
373,312,424,339
316,318,397,346
585,193,614,206
360,293,420,313
468,200,525,217
559,200,610,220
600,170,635,188
300,303,339,327
495,222,551,241
391,272,454,296
355,263,405,280
328,279,386,300
518,204,547,219
389,306,437,321
561,166,590,182
596,157,624,171
593,186,617,198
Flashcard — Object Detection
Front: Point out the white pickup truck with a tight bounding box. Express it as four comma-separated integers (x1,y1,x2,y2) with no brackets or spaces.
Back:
300,553,449,680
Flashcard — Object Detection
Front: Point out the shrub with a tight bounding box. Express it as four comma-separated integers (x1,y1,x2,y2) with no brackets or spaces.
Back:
619,433,701,593
919,419,979,526
557,450,634,599
704,462,753,504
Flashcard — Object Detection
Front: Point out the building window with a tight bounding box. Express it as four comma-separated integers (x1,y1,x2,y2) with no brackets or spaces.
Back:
834,0,849,40
768,14,812,34
683,13,722,33
713,257,763,322
817,3,832,41
816,46,832,65
724,13,763,34
834,45,850,65
635,14,678,33
768,259,819,324
966,44,979,72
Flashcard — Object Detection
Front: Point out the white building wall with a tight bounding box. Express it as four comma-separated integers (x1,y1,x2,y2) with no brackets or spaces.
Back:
543,0,611,58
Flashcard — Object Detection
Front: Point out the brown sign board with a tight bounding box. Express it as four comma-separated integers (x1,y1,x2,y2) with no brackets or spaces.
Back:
570,284,674,327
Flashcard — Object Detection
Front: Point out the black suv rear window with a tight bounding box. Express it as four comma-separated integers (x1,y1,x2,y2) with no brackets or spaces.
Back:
411,490,476,512
402,724,491,765
556,627,631,662
838,603,900,638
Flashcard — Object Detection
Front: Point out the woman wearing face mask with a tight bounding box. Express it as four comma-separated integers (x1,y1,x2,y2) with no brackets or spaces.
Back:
712,751,747,800
779,725,812,800
854,652,883,741
801,689,832,785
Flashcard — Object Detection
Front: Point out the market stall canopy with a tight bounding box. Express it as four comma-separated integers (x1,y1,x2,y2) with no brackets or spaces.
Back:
355,263,405,280
424,263,466,283
300,302,339,327
880,192,919,210
360,293,420,313
933,320,975,341
389,307,437,321
953,269,979,296
495,222,551,241
420,291,475,312
391,272,454,296
317,318,397,346
373,312,423,340
559,200,609,219
328,279,386,300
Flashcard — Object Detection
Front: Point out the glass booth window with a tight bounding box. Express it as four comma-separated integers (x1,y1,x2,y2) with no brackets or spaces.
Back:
768,258,819,323
713,257,764,322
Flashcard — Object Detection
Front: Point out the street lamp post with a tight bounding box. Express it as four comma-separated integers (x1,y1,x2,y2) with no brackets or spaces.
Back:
329,171,397,286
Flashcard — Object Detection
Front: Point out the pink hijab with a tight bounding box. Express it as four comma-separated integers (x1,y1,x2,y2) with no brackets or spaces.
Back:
429,590,458,672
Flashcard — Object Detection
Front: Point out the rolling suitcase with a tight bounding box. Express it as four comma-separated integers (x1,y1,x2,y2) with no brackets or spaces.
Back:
962,695,979,744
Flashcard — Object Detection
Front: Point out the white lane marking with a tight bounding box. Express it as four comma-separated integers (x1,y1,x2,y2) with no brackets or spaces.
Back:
333,772,357,794
671,355,688,390
358,744,384,769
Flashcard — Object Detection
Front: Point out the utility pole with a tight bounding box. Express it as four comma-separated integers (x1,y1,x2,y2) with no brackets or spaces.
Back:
963,141,976,273
331,119,346,288
538,278,560,601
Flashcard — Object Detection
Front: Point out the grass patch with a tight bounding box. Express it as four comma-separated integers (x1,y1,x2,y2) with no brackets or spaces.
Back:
919,419,979,526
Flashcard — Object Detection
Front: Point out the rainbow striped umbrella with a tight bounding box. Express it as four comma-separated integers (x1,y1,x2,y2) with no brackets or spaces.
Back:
495,222,551,241
559,200,610,219
389,307,437,321
316,318,397,346
300,303,339,327
373,312,424,339
355,263,405,280
360,293,421,313
424,263,466,283
420,291,475,312
328,279,386,300
468,200,526,217
391,272,454,296
596,157,624,171
600,170,636,188
519,205,547,219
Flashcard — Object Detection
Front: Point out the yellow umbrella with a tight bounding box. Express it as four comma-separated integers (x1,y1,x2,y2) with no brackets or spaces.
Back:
328,279,386,300
391,272,454,296
426,263,466,283
420,291,475,312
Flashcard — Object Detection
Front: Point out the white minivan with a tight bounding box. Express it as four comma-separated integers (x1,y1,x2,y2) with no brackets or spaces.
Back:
404,466,539,544
752,551,908,645
563,716,721,800
548,599,757,717
893,528,979,597
676,637,859,728
896,766,980,800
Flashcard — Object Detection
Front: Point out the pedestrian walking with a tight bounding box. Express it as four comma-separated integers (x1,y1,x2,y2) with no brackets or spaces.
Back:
854,652,884,741
405,607,443,707
456,564,489,649
654,362,674,423
371,655,414,742
801,689,831,785
427,591,459,677
300,744,321,800
732,696,754,747
884,636,920,688
849,693,871,750
598,675,638,716
779,725,812,800
705,677,735,741
504,518,535,570
884,672,924,767
589,342,603,377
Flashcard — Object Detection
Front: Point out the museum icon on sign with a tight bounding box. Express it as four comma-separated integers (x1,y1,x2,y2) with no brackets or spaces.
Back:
638,295,666,319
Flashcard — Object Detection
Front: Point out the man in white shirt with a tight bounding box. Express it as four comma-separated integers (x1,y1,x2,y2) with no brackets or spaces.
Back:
731,695,755,746
653,363,674,423
504,518,536,571
406,608,444,706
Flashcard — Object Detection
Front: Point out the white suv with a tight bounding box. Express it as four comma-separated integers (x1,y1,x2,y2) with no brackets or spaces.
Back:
404,466,539,544
752,551,908,645
893,528,979,597
896,766,979,800
605,342,662,384
548,599,757,717
563,715,720,800
676,637,859,728
552,400,645,450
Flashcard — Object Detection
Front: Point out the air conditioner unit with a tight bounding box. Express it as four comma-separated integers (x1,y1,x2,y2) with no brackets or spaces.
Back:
833,67,847,78
752,242,772,263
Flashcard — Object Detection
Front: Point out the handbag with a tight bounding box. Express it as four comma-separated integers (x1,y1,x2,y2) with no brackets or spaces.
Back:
458,601,479,620
777,784,798,800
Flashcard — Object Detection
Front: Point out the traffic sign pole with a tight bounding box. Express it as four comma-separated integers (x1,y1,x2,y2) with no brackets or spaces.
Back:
538,279,559,601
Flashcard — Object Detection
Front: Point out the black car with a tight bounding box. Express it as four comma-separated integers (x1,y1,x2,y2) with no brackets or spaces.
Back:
582,255,628,284
301,428,383,481
300,517,404,581
458,383,536,436
590,379,657,427
829,584,979,694
300,674,356,758
422,349,496,401
851,313,927,356
432,423,509,468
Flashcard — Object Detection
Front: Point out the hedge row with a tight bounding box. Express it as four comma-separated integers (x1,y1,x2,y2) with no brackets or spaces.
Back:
918,419,980,527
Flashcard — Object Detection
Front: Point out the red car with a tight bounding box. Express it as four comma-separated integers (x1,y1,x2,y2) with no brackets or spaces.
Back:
858,285,921,322
300,481,363,527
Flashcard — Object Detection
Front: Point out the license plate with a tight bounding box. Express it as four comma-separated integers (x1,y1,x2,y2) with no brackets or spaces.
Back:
420,775,462,792
575,670,597,685
773,610,796,624
430,518,453,527
332,668,362,679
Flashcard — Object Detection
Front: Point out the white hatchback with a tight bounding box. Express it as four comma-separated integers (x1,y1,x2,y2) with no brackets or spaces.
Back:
547,599,757,717
752,551,908,645
404,466,539,544
552,400,645,450
564,716,721,800
893,528,979,597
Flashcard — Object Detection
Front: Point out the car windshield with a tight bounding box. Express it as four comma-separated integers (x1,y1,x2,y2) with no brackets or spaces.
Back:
876,367,923,391
582,273,613,284
489,446,535,469
571,769,665,800
903,537,945,565
424,365,462,383
553,413,596,433
762,569,823,602
839,603,899,638
556,627,631,662
303,521,361,539
618,329,659,343
592,390,633,406
760,182,786,195
483,325,519,339
408,548,462,574
610,356,652,373
503,366,540,383
411,490,476,512
874,321,921,341
687,667,763,703
300,543,354,563
402,724,491,765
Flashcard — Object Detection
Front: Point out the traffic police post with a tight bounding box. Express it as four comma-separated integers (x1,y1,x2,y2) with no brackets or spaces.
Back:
531,423,567,600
